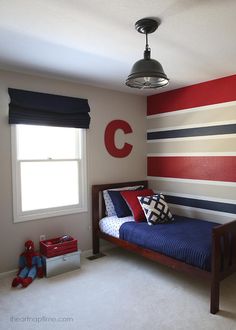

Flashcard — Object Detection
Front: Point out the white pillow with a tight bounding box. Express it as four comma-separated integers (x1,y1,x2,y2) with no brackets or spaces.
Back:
103,185,144,216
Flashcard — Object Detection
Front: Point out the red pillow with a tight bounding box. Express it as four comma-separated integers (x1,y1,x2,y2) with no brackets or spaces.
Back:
121,189,154,222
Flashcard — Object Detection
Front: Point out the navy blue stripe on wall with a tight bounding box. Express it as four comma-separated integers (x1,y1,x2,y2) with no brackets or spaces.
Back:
165,195,236,214
147,123,236,140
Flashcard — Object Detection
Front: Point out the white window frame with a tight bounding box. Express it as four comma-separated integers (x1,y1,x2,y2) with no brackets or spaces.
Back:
11,125,87,223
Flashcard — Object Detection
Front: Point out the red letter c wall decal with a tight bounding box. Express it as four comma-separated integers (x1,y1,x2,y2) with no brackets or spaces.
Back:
104,120,133,158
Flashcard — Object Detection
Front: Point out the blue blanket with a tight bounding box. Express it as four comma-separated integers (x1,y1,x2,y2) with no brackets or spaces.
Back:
119,215,219,271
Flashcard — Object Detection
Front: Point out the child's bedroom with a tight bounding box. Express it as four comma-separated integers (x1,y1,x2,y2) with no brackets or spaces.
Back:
0,1,235,330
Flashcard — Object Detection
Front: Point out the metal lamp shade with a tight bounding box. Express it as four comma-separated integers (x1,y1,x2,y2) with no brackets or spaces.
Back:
126,58,169,89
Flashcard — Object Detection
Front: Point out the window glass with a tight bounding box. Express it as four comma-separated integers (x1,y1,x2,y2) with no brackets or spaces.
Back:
11,124,87,222
17,125,80,160
20,161,79,211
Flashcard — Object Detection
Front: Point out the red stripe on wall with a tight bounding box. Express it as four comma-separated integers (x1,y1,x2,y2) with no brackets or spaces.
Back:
147,75,236,116
147,156,236,182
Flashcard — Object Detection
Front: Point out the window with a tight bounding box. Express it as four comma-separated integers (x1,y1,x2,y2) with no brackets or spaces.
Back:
11,124,87,222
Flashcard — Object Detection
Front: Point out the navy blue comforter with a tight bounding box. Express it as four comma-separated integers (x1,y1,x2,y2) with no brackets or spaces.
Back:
119,215,219,271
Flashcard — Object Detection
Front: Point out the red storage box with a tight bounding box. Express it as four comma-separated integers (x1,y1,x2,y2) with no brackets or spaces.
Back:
40,236,78,258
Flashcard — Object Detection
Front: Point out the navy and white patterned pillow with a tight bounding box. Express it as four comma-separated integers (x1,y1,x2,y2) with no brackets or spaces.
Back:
138,194,174,225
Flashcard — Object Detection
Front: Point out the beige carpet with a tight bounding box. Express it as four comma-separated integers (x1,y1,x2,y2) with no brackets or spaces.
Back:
0,248,236,330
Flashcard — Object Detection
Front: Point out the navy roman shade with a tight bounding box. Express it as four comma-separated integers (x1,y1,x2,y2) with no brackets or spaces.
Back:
8,88,90,128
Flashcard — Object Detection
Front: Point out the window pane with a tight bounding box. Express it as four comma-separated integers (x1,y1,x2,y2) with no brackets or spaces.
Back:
17,125,80,160
20,161,79,211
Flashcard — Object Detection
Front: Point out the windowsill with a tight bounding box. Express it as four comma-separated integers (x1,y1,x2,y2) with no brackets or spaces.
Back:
13,206,88,223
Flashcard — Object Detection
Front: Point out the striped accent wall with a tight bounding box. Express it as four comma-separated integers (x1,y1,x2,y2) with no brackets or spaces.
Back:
147,75,236,224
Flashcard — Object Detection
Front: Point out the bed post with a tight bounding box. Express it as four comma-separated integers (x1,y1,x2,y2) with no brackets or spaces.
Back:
211,281,220,314
92,233,100,255
210,228,220,314
92,186,100,254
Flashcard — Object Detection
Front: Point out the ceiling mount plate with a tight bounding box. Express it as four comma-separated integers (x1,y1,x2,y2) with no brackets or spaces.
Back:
135,18,160,34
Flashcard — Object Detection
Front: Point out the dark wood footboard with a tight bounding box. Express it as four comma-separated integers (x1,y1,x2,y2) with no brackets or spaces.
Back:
92,181,236,314
211,220,236,313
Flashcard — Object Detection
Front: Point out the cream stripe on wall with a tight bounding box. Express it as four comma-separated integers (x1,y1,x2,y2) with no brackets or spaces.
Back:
169,204,235,224
147,102,236,131
149,181,236,224
147,120,236,133
161,191,236,205
148,176,236,186
147,100,236,119
148,177,236,203
147,135,236,154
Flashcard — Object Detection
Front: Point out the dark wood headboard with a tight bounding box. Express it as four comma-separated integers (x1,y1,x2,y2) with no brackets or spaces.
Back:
92,180,148,253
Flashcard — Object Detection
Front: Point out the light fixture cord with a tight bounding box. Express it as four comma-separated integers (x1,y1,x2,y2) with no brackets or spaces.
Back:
144,33,150,59
145,33,149,50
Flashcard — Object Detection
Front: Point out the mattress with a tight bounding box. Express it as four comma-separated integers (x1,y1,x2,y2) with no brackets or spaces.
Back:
119,215,219,271
99,215,134,238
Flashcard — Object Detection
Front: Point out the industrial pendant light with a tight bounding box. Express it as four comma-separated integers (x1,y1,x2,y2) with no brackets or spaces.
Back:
126,18,169,89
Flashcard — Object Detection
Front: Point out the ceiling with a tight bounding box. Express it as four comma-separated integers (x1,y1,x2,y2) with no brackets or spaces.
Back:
0,0,236,95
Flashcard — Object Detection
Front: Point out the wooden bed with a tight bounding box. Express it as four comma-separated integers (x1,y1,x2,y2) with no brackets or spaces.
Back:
92,180,236,314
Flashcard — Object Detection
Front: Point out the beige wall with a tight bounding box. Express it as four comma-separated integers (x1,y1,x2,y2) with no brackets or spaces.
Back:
0,70,146,273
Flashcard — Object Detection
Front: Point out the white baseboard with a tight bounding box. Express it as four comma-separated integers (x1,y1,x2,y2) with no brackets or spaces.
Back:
0,268,17,278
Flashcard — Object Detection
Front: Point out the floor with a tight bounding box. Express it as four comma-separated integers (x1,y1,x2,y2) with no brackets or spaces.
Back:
0,248,236,330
